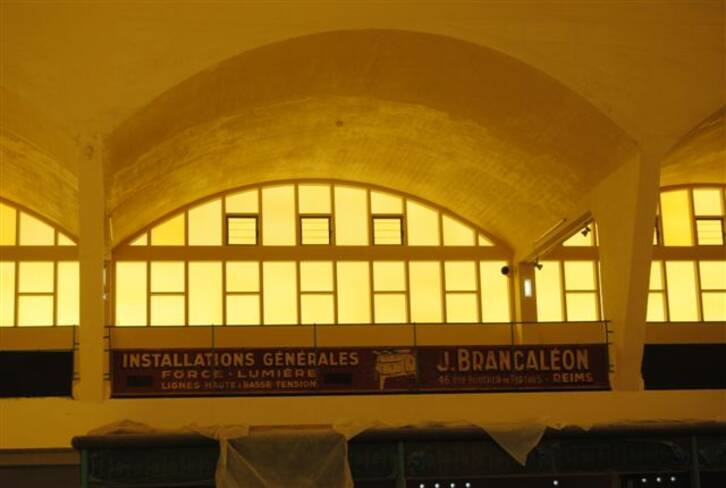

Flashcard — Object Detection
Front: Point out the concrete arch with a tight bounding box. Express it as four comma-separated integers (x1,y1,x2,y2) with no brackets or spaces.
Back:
106,29,637,249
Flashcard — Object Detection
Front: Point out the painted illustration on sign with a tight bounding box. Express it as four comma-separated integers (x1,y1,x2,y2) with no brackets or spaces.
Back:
374,349,416,389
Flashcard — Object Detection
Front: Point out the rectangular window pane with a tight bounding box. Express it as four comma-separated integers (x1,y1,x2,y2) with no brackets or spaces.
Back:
18,261,54,293
444,261,477,292
226,294,260,326
300,261,333,292
702,292,726,322
0,203,17,245
699,261,726,290
130,233,148,246
301,294,334,324
665,261,699,321
566,292,598,321
446,293,478,323
0,262,15,326
227,216,258,245
646,292,667,322
373,261,406,291
18,295,53,326
409,261,442,323
564,261,596,291
263,262,297,324
19,212,54,245
225,189,258,214
151,261,185,293
372,217,403,245
150,295,185,326
374,294,407,324
336,262,370,324
226,262,259,292
334,186,368,245
693,188,723,216
649,261,664,290
536,261,563,322
116,262,147,326
300,217,330,245
660,190,693,246
57,262,79,326
480,261,511,322
188,199,222,246
262,185,296,245
442,215,475,246
151,214,185,246
188,262,222,326
562,226,594,247
57,233,75,246
695,219,724,245
370,191,402,214
298,184,331,214
406,201,440,246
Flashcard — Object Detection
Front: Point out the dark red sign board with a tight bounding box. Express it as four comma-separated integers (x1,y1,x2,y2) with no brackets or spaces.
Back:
111,344,609,397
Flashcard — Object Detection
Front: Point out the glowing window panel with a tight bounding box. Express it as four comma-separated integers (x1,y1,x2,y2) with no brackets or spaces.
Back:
374,294,407,324
225,189,258,214
336,262,370,324
444,261,477,292
0,203,16,245
262,262,297,324
445,293,478,323
226,262,259,292
370,191,402,214
478,234,494,246
698,261,726,290
480,261,511,323
227,216,258,245
372,217,403,245
18,262,54,293
19,212,54,246
301,294,335,324
188,262,222,326
334,186,368,245
150,261,185,293
562,226,594,247
300,261,333,292
57,262,79,326
18,295,53,326
442,215,475,246
188,199,222,246
298,184,331,214
57,233,75,246
406,201,440,246
0,262,15,326
300,217,331,245
129,233,148,246
649,261,664,290
566,292,599,321
408,261,442,323
646,292,667,322
564,261,596,291
701,292,726,322
665,261,699,321
115,262,147,326
262,186,296,246
151,214,185,246
660,190,693,246
226,294,260,326
373,262,406,291
150,295,185,326
536,261,563,322
693,188,723,216
695,218,724,245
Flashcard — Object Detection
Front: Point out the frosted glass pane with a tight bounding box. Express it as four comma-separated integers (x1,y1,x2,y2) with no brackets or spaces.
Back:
695,219,724,245
406,201,439,246
478,234,494,246
19,212,54,245
188,262,222,326
370,191,402,214
693,188,723,216
300,261,333,292
226,190,258,213
130,233,148,246
115,262,147,326
57,262,79,326
226,294,260,326
300,217,330,245
444,261,476,291
702,292,726,321
408,261,442,323
372,217,403,245
649,261,663,290
564,261,596,291
262,186,296,245
151,261,185,293
562,227,594,247
18,261,54,293
0,203,17,245
665,261,699,321
480,261,511,322
536,261,563,322
336,262,370,324
660,190,693,246
298,184,331,214
301,294,335,324
226,262,259,292
334,186,368,245
442,215,475,246
18,295,53,326
227,216,258,245
646,292,666,322
57,233,75,246
446,293,478,323
188,199,222,246
374,294,407,324
0,262,15,326
699,261,726,290
263,262,297,324
151,214,185,246
151,295,185,326
373,261,405,291
566,292,598,321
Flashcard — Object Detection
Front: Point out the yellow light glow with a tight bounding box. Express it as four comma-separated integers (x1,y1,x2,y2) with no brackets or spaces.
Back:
300,261,333,292
263,262,297,324
150,295,185,326
298,184,331,214
562,226,594,247
536,261,563,322
336,261,370,324
0,262,15,326
660,190,693,246
408,261,442,323
701,292,726,321
18,295,53,326
646,292,667,322
57,262,79,326
373,261,406,291
480,261,511,322
300,217,330,245
115,262,147,326
649,261,664,290
406,200,440,246
18,261,54,293
19,212,54,246
225,189,258,214
564,261,596,291
442,215,475,246
301,294,334,324
262,186,296,245
370,191,402,214
188,262,222,326
150,261,185,293
334,186,368,245
444,261,476,291
374,294,407,323
565,292,598,321
226,294,260,326
57,232,75,246
445,293,478,323
698,261,726,290
151,214,185,246
665,261,699,321
226,261,259,292
372,217,403,245
0,203,17,245
693,188,723,216
478,234,494,246
129,233,148,246
188,199,222,246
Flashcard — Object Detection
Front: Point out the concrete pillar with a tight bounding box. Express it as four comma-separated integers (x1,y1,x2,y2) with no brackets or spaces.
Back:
76,137,106,402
